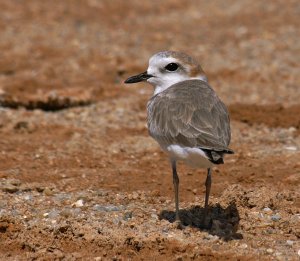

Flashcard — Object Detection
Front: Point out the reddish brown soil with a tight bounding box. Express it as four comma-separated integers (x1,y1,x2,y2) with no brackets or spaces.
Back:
0,1,299,260
229,104,300,135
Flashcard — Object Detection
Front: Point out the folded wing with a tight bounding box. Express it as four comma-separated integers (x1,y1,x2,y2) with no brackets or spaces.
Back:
147,80,232,154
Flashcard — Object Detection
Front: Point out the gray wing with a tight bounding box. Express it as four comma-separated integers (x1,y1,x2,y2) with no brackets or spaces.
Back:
147,80,232,151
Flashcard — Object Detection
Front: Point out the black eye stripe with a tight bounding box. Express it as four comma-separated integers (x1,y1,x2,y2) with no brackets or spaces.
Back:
165,63,179,71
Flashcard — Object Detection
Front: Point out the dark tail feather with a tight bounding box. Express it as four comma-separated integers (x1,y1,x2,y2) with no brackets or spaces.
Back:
201,148,234,165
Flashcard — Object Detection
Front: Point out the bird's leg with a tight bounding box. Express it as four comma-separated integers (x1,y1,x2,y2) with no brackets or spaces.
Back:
171,160,180,221
204,168,212,219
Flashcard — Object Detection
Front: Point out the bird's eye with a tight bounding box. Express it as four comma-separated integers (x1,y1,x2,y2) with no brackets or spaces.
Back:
165,63,179,71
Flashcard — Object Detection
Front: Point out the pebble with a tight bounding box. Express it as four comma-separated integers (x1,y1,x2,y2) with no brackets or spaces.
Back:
60,209,72,217
266,248,273,254
263,207,272,213
275,253,284,261
265,228,275,234
298,249,300,257
239,243,248,249
258,213,264,218
284,146,297,151
271,214,281,221
74,199,84,208
93,204,123,212
112,217,123,225
204,234,219,242
2,184,19,193
286,240,294,246
44,187,55,196
132,192,139,199
288,127,297,133
54,193,71,201
123,212,132,220
23,194,33,201
48,209,60,219
151,213,158,220
290,214,300,223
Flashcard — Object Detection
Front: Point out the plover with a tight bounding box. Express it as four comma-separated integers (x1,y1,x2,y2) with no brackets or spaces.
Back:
125,51,233,223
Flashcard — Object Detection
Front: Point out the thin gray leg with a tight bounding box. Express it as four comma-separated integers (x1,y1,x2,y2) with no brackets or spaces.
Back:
204,168,212,218
171,160,180,221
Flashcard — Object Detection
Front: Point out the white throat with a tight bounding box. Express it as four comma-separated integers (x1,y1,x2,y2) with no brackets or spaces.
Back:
150,74,207,96
153,82,175,95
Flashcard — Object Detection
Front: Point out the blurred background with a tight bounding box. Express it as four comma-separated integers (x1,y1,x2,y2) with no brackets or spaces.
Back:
0,0,299,108
0,1,299,259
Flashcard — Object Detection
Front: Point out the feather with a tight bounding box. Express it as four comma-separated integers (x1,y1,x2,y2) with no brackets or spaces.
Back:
147,79,233,154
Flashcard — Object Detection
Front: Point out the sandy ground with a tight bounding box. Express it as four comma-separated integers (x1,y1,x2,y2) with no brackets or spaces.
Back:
0,0,299,260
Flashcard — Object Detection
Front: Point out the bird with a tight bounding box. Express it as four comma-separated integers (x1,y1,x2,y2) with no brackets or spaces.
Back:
124,51,233,224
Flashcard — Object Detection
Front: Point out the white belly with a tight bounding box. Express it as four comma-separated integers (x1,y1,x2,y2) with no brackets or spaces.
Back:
166,144,213,168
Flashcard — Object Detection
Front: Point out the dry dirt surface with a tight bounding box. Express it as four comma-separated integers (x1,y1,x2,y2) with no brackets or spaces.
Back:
0,0,299,260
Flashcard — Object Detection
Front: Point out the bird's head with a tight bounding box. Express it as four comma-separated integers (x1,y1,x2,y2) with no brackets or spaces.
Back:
125,51,207,95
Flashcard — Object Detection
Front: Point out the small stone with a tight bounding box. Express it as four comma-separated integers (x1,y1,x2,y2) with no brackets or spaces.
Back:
275,252,284,261
258,213,264,218
123,212,133,220
291,214,300,223
266,228,275,234
266,248,273,254
44,187,54,196
74,199,84,208
271,214,281,221
36,186,44,193
286,240,294,246
48,210,60,219
93,204,122,212
204,234,212,240
61,209,72,217
239,243,248,249
23,194,32,201
10,179,21,186
94,257,102,261
2,184,19,193
151,213,158,220
263,207,272,213
132,192,139,199
284,146,297,151
288,127,297,133
204,234,219,242
52,249,64,259
297,249,300,257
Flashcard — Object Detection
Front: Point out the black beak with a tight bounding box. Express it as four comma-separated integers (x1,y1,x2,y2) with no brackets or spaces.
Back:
124,71,153,84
